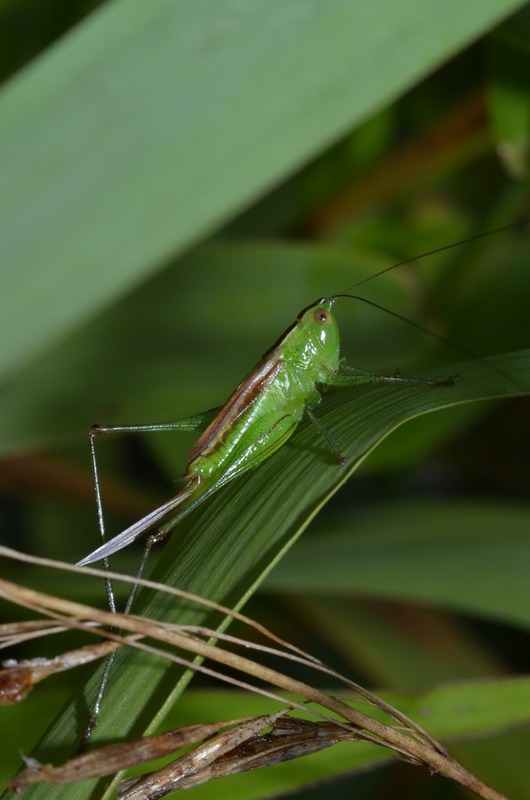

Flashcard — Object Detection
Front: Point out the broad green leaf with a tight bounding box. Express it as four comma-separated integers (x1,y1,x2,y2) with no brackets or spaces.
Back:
0,0,525,381
451,729,530,800
268,500,530,630
8,348,529,800
2,3,530,797
281,596,506,688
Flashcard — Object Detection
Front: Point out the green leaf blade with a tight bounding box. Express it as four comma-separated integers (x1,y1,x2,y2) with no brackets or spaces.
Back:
12,349,529,799
0,0,525,378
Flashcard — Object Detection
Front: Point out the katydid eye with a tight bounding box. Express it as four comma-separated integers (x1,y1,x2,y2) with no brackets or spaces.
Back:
313,308,331,325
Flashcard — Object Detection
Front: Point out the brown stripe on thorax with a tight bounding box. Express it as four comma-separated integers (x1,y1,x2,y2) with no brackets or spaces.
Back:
188,355,284,464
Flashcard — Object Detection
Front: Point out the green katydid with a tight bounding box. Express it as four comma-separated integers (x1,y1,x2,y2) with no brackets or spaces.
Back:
77,296,454,569
70,221,525,743
76,221,523,570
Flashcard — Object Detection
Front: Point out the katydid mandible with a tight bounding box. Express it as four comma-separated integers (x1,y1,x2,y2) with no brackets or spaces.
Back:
77,295,453,568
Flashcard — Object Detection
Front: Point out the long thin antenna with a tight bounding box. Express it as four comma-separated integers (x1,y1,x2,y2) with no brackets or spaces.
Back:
329,218,529,394
331,278,526,395
331,293,471,358
337,218,529,296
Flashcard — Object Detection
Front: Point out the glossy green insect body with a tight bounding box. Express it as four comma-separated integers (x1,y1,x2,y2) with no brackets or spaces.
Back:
189,300,340,483
77,297,449,567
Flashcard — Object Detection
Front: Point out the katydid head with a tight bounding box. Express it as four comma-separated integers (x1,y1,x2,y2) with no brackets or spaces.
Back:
284,297,341,376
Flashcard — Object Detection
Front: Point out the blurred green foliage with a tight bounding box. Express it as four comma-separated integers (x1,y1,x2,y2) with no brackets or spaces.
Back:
0,2,529,799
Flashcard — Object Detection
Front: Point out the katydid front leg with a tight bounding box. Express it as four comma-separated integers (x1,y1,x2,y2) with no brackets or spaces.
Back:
81,409,220,743
306,365,456,466
328,363,456,389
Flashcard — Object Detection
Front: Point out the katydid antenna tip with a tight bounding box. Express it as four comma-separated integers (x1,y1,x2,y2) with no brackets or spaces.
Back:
336,217,530,297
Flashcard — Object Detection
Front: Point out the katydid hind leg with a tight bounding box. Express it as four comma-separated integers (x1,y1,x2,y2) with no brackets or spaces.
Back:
81,410,219,743
90,407,220,439
81,408,221,566
79,494,196,746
